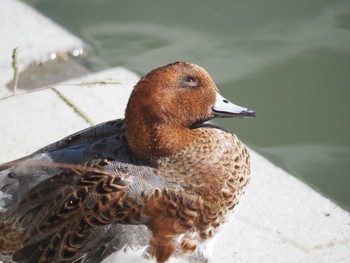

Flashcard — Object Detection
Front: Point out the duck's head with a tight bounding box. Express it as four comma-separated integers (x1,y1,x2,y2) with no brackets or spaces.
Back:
125,62,255,160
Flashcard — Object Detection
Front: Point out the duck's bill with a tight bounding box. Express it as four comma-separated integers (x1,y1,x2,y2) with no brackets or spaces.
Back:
212,92,256,118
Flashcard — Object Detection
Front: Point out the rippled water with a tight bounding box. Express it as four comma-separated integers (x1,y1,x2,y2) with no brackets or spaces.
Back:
28,0,350,210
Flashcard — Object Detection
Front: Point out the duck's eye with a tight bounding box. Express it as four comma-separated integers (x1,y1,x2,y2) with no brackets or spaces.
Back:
181,76,198,88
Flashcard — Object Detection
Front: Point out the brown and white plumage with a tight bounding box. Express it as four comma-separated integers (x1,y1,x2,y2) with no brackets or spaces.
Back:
0,62,255,263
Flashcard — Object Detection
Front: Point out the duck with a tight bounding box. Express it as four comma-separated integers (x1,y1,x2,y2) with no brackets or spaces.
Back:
0,62,255,263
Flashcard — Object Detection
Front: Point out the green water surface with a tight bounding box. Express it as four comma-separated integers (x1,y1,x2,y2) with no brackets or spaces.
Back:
26,0,350,210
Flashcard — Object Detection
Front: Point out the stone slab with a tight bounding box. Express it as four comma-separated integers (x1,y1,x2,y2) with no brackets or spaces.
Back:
0,68,349,263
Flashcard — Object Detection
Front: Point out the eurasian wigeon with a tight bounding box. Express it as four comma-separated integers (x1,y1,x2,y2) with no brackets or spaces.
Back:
0,62,255,263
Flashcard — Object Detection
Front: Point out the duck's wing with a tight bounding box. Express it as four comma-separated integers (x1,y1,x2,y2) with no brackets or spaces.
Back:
8,160,164,263
0,119,132,209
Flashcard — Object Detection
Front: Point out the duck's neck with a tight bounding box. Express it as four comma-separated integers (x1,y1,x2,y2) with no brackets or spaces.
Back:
125,120,196,163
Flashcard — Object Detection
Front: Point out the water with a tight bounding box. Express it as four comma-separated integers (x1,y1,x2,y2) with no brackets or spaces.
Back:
25,0,350,210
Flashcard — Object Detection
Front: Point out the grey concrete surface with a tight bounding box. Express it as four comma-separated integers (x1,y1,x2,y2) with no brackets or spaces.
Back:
0,69,349,263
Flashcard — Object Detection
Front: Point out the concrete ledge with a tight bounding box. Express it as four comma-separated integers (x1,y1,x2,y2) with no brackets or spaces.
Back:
0,68,349,263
